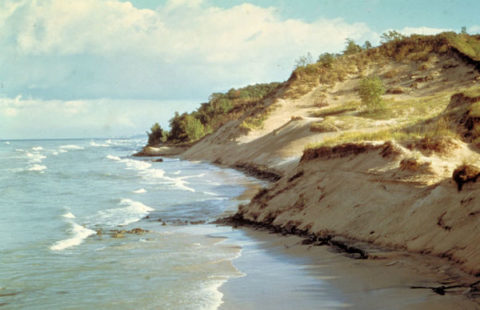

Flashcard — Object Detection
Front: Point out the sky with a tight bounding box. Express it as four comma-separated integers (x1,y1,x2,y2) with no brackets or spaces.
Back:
1,0,479,139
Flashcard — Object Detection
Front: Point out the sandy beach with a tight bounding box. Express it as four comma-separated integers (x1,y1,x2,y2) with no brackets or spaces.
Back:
218,226,480,310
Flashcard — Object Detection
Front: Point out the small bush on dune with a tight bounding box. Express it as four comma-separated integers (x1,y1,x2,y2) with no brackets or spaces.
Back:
358,76,386,110
452,164,480,191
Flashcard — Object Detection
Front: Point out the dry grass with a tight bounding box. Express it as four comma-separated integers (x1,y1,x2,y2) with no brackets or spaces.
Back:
310,119,340,133
311,101,362,118
239,102,280,131
305,108,459,151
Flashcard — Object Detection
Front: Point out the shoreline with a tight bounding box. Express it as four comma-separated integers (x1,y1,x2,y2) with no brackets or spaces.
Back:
134,148,480,308
217,227,480,310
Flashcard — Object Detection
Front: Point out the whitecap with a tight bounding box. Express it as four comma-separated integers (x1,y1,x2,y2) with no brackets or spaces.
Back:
28,164,47,172
172,170,182,175
133,188,147,194
113,157,197,192
5,141,10,145
90,141,108,147
32,146,43,151
50,223,96,251
171,177,195,192
52,151,59,156
60,145,84,150
203,191,219,196
106,154,121,161
95,198,154,226
62,212,76,219
124,159,152,170
26,152,46,163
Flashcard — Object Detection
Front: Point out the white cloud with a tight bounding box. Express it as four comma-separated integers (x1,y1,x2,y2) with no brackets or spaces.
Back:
0,95,199,139
0,0,376,100
469,25,480,34
398,26,452,36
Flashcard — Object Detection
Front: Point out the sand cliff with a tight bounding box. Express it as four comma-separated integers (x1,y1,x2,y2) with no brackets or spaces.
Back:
141,34,480,279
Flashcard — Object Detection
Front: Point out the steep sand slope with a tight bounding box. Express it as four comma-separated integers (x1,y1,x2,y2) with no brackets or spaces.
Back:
177,45,480,280
237,142,480,275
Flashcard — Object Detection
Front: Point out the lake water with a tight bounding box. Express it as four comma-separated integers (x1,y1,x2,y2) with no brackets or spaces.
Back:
0,138,348,309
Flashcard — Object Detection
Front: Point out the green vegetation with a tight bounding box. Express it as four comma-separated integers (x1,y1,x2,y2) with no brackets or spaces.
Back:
358,76,386,110
147,32,480,152
317,53,335,68
311,101,361,118
149,82,281,144
284,32,480,101
240,102,279,131
442,32,480,61
343,38,362,55
304,87,480,152
380,30,406,43
147,123,167,146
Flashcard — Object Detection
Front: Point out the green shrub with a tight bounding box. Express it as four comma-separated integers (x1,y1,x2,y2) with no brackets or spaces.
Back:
164,82,280,143
184,115,205,141
358,76,386,110
317,53,335,68
380,30,406,43
343,39,362,55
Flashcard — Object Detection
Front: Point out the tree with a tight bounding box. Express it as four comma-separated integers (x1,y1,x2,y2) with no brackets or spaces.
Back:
147,123,166,146
168,112,189,142
294,52,313,68
358,76,385,109
380,30,406,43
343,39,362,55
184,115,205,141
461,26,468,34
363,40,372,50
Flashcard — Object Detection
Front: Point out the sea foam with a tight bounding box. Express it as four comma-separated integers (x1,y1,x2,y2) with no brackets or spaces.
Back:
133,188,147,194
50,222,96,251
95,198,154,226
62,212,76,219
28,164,47,172
108,156,197,192
90,141,109,147
26,152,47,163
106,154,121,161
60,145,84,150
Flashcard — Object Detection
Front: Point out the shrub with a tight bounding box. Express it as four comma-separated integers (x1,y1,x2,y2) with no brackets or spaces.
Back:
380,30,406,43
344,39,362,55
452,164,480,191
358,76,386,110
317,53,335,68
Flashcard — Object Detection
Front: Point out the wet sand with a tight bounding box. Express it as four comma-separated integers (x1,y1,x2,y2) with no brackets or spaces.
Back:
217,227,480,310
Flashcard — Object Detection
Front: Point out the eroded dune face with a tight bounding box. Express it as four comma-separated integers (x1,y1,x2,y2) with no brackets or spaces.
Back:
176,36,480,276
139,35,480,277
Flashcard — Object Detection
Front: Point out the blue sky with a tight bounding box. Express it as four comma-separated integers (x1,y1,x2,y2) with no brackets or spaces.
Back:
1,0,479,139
